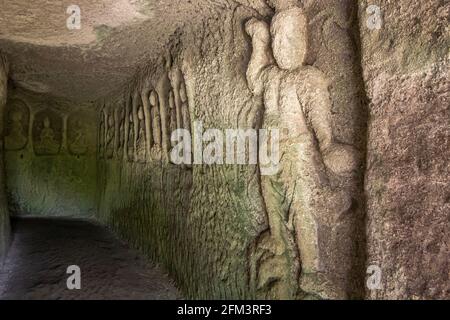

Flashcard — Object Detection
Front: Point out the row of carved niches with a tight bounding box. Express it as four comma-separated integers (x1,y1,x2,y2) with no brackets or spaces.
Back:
99,73,192,163
4,100,93,156
99,96,160,163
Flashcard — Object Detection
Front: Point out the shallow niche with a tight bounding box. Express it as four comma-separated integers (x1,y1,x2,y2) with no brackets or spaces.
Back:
32,109,63,156
67,111,91,156
4,99,30,151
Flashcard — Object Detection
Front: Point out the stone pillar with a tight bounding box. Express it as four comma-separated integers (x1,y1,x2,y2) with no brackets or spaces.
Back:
359,0,449,299
0,52,10,265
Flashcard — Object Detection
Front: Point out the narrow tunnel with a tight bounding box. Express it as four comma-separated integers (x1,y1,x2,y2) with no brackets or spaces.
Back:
0,0,448,301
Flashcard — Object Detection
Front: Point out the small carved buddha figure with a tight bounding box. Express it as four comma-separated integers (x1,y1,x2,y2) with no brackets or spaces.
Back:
5,110,27,151
178,82,192,168
127,113,135,162
70,119,88,155
106,114,115,158
37,116,59,155
136,106,147,162
149,91,162,160
168,90,177,134
118,112,125,157
179,82,191,134
99,112,106,159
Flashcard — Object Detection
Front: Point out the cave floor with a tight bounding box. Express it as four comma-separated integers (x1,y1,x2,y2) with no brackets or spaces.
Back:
0,217,181,300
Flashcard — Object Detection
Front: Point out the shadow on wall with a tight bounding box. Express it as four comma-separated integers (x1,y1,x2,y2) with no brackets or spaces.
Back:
0,52,10,265
0,207,9,266
4,91,97,218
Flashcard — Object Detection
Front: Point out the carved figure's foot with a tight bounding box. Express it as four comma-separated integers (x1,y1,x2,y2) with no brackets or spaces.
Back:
323,143,358,174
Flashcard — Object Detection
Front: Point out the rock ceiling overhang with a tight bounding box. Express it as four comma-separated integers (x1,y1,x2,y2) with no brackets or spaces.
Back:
0,0,271,102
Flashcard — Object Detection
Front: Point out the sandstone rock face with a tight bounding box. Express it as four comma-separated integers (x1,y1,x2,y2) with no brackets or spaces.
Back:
359,0,449,299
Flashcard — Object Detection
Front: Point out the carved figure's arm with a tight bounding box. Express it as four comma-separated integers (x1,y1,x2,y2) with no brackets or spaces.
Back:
245,18,274,96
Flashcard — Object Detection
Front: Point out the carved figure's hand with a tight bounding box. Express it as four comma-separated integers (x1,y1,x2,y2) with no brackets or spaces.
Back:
245,18,269,39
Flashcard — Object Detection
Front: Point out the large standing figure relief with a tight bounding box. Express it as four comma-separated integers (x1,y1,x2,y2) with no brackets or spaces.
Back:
246,6,358,299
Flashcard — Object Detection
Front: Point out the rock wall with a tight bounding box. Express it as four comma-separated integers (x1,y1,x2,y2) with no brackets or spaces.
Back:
359,0,449,299
0,0,444,300
4,89,97,218
97,0,367,299
97,6,264,299
0,53,10,264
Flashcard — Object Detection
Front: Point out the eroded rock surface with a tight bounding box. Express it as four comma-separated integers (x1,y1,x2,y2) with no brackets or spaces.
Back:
359,0,449,299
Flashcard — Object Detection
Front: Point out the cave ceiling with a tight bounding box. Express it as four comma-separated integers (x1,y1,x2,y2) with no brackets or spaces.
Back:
0,0,270,103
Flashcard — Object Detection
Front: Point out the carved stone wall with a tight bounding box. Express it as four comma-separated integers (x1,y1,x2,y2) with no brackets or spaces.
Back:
359,0,449,299
0,0,446,300
4,88,97,218
97,0,366,299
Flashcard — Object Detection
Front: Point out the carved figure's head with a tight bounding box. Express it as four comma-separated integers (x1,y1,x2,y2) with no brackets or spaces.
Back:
43,117,50,128
271,7,307,70
149,91,158,107
137,106,144,120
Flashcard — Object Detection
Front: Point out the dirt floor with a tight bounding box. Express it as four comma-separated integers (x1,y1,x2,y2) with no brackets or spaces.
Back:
0,217,181,300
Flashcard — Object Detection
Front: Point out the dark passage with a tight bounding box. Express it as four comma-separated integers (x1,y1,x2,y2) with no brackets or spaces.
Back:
0,217,180,300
